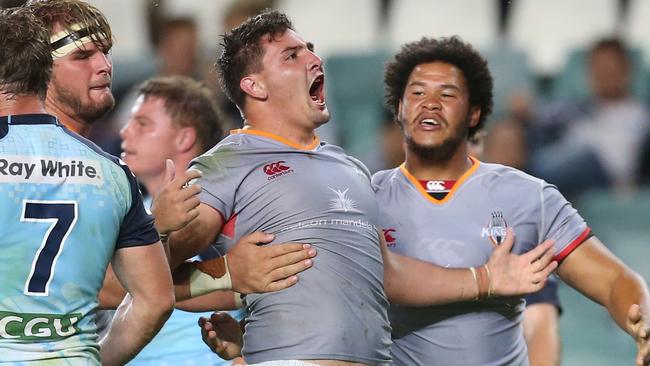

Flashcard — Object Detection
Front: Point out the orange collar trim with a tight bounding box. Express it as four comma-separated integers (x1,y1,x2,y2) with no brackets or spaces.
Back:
230,128,320,151
399,156,481,204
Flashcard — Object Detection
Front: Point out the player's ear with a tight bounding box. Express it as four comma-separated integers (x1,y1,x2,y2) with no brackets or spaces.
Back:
395,101,405,130
469,106,481,128
240,74,267,101
175,126,197,153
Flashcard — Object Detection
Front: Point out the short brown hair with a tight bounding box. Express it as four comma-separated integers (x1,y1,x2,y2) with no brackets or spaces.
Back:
0,7,52,99
26,0,113,53
217,9,293,109
137,76,225,154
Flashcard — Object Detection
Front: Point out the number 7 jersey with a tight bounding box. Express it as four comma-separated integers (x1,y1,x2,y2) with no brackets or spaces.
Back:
0,115,158,364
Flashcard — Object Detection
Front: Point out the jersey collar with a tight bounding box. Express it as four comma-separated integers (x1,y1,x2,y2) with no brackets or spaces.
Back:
230,128,320,150
399,156,481,205
0,114,59,126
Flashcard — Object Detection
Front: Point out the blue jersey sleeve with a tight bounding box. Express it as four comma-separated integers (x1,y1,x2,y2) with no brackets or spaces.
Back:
524,275,562,314
116,163,159,249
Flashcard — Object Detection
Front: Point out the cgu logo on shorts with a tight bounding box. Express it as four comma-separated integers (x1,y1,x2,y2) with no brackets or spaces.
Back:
481,211,508,246
383,228,397,248
263,161,294,180
0,311,81,340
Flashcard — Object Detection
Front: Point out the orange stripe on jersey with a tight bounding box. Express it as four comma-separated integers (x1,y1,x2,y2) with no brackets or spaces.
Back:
230,128,320,150
553,227,592,263
399,156,481,204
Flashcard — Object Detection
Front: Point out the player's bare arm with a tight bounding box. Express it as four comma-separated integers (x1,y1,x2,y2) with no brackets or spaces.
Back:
176,291,240,312
383,227,558,305
99,243,174,366
167,202,316,296
557,236,650,366
523,303,561,366
98,164,201,309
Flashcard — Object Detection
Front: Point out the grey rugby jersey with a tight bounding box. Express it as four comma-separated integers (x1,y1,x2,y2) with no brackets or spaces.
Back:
372,158,589,366
190,129,391,365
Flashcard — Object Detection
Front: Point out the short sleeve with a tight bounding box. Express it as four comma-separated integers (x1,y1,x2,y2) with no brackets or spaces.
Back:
539,182,591,262
188,146,242,221
116,164,159,249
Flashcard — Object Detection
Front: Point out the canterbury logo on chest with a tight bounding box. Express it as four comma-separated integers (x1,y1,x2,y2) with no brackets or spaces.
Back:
262,160,294,180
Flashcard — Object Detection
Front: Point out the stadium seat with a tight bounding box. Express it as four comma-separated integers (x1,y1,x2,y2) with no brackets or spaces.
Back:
276,0,382,59
482,43,537,121
324,50,391,172
91,0,151,61
625,0,650,67
387,0,499,51
508,0,619,75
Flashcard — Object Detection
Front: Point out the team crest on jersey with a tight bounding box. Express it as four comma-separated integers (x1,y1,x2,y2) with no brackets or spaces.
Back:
481,211,508,246
328,187,357,212
263,160,294,180
383,228,397,247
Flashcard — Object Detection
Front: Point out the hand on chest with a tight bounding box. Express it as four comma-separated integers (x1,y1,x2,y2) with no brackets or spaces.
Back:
383,206,537,268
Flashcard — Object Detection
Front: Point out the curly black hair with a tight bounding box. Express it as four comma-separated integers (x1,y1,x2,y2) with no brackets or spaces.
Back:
217,9,293,109
384,36,493,138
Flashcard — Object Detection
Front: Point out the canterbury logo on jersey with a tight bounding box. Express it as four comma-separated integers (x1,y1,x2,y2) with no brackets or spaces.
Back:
263,160,294,180
0,156,103,185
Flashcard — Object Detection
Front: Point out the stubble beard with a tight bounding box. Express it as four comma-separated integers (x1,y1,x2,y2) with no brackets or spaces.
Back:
403,116,470,165
52,79,115,124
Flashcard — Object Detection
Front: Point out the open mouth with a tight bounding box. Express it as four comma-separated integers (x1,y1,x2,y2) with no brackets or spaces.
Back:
309,75,326,106
421,118,441,127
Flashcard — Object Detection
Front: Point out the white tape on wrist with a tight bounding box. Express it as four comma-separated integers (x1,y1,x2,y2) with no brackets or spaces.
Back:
188,257,233,297
233,292,244,308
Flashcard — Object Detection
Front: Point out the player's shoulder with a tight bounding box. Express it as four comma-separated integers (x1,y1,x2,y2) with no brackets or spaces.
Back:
59,126,134,178
371,167,401,190
315,141,373,177
474,161,545,192
191,134,248,167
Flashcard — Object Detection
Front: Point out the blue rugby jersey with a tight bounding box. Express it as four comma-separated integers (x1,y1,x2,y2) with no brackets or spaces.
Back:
0,114,158,365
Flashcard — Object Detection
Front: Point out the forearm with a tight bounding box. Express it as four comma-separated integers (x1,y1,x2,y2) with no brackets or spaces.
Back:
384,249,479,306
524,303,561,366
168,203,223,271
99,294,173,366
172,260,234,301
176,290,238,312
97,264,127,309
607,270,650,335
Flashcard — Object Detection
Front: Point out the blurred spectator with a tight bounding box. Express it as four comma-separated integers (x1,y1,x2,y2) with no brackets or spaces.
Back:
95,15,203,155
483,118,528,170
528,37,650,199
380,108,405,170
154,17,201,78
